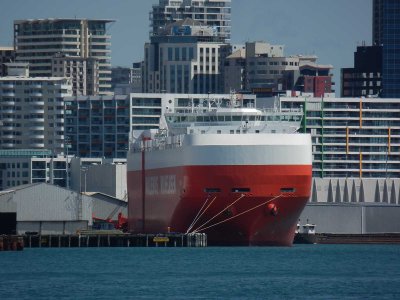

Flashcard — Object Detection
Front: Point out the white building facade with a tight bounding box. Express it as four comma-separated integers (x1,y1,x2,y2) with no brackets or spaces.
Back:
14,18,113,95
52,54,99,96
280,95,400,178
0,75,72,153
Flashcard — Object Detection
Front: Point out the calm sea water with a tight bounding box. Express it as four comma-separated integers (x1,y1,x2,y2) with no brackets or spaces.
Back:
0,245,400,299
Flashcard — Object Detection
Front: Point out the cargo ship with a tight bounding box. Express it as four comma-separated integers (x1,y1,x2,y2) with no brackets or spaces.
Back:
127,95,312,246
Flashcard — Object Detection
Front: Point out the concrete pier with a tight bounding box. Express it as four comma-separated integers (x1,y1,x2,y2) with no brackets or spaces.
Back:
294,233,400,244
23,233,207,248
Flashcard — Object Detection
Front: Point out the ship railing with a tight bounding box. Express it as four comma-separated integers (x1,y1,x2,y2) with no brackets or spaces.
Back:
130,136,183,153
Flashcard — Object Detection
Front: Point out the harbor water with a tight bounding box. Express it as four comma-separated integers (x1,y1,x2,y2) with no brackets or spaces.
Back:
1,245,400,299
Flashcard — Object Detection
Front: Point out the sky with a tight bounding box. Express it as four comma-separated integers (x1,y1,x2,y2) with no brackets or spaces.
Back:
0,0,372,94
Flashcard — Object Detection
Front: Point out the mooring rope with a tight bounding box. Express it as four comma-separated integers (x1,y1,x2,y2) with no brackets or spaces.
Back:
190,193,246,234
192,194,283,234
186,195,217,234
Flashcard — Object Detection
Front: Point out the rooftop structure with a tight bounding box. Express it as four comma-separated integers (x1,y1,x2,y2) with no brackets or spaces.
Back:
0,46,15,77
150,0,231,42
341,45,382,97
223,42,334,97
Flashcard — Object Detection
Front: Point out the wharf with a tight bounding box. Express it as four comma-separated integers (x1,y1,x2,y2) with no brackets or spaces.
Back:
294,233,400,244
23,233,207,248
0,235,24,251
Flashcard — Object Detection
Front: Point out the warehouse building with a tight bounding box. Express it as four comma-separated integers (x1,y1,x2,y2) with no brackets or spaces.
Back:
0,182,126,235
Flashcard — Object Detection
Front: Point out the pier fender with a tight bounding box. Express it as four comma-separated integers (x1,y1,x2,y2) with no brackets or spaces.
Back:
266,203,278,216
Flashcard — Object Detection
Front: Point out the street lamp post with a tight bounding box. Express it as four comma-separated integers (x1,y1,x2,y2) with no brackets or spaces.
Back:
80,166,88,194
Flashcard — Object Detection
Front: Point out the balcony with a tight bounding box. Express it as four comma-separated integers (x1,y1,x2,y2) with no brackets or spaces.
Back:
1,142,15,148
30,134,45,139
2,100,15,105
2,133,14,139
32,100,45,106
1,92,15,97
29,125,45,130
2,117,14,122
2,108,15,114
29,142,45,148
30,108,45,114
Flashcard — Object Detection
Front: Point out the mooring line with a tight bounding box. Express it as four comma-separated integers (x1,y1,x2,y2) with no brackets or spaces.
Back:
191,193,246,234
186,195,217,234
193,194,283,233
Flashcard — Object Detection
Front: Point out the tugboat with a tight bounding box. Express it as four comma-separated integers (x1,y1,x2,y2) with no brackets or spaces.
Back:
294,219,317,244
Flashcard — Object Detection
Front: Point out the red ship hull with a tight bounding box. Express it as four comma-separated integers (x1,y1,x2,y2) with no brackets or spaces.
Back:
128,164,312,246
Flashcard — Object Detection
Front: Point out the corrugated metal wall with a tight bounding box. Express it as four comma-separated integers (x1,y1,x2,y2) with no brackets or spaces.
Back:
17,221,88,235
300,203,400,234
11,184,92,222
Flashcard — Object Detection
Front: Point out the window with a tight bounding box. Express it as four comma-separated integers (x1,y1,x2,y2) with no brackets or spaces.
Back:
189,48,194,60
182,47,187,61
232,188,250,193
168,48,173,60
204,188,221,193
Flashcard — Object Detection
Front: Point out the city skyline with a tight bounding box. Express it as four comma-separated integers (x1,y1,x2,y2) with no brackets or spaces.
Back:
0,0,371,93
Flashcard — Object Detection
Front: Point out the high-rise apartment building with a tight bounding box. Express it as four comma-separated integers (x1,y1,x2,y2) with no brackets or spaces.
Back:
130,62,143,93
64,95,131,158
373,0,400,98
52,54,99,96
0,70,72,153
373,0,384,46
144,18,230,94
280,95,400,178
150,0,231,42
13,18,114,95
